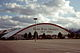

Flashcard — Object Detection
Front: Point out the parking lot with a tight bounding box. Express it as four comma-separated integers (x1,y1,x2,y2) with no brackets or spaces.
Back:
0,39,80,53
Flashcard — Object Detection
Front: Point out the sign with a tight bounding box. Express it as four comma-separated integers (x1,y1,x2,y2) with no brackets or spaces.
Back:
33,27,58,33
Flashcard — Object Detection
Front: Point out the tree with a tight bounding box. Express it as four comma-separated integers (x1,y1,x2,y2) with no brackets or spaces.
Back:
42,33,46,39
33,31,38,39
28,32,32,40
58,32,63,39
0,37,6,40
75,33,80,39
24,33,28,40
7,36,15,40
70,32,75,39
67,33,71,39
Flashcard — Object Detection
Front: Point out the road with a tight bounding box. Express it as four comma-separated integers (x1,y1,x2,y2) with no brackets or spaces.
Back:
0,39,80,53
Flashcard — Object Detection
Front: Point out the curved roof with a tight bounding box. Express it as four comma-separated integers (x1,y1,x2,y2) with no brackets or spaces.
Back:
2,23,70,38
1,29,21,38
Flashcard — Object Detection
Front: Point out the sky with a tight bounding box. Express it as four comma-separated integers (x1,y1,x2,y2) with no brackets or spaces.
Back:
0,0,80,30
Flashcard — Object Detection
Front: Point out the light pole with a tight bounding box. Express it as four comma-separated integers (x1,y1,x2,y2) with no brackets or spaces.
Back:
33,18,37,42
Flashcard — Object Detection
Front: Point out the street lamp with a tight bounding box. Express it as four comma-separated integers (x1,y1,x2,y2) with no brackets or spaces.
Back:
33,18,38,42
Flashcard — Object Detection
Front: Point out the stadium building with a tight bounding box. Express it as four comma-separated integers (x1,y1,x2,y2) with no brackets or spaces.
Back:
1,23,70,40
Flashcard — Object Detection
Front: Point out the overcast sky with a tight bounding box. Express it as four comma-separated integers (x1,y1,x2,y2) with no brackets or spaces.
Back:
0,0,80,30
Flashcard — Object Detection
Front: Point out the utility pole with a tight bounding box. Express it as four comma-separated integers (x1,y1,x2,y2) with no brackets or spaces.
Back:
33,18,37,42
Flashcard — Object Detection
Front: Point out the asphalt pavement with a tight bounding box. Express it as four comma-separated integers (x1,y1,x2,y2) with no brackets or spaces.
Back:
0,39,80,53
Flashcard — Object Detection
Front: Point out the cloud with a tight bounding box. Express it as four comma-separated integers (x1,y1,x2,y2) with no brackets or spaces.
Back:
0,15,20,29
5,3,22,8
5,7,37,15
0,0,80,30
43,0,65,7
12,15,34,23
0,15,34,29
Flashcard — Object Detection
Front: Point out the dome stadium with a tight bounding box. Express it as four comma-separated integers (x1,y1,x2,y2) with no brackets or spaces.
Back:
1,23,70,40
